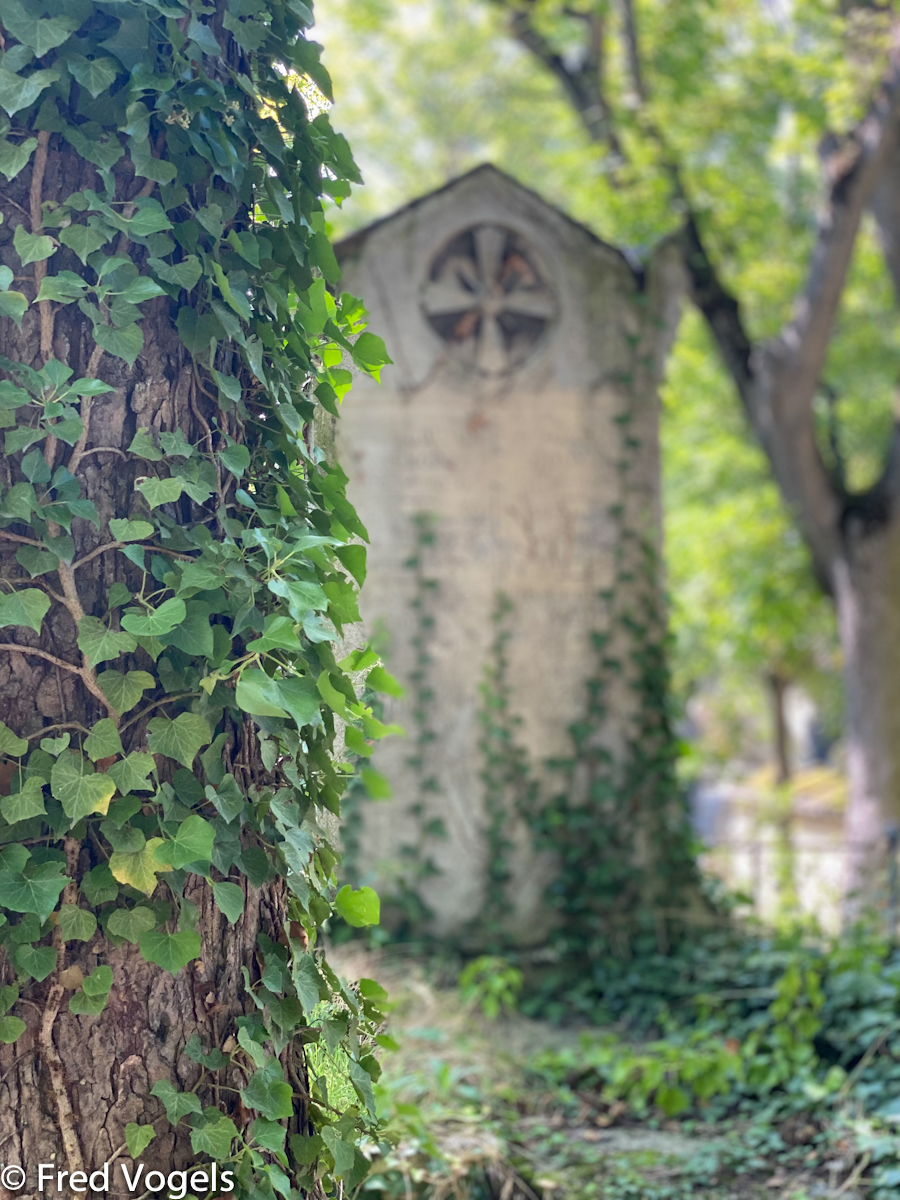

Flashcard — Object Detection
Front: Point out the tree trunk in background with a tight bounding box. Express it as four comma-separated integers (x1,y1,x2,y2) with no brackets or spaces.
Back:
769,672,791,787
833,519,900,906
502,3,900,909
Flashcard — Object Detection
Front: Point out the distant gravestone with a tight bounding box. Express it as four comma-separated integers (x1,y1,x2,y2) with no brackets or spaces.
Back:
334,165,683,941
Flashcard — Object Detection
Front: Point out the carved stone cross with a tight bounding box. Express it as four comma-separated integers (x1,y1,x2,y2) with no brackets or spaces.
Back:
420,223,558,375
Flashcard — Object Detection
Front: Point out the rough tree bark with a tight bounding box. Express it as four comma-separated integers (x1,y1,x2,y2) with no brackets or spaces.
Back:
0,136,299,1188
500,3,900,902
0,0,380,1186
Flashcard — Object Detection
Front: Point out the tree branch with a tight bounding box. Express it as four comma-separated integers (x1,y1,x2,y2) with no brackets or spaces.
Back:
503,2,622,153
618,0,645,103
505,4,900,585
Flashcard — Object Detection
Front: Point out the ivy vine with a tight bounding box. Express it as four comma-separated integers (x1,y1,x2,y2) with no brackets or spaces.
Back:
0,0,396,1191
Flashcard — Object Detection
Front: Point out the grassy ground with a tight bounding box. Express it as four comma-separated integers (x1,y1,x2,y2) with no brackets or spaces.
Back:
328,946,889,1200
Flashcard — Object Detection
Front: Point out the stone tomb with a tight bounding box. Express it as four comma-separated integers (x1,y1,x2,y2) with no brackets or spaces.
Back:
334,165,682,941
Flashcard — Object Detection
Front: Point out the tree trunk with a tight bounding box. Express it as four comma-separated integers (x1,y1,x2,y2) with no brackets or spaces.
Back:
769,672,792,786
0,138,298,1183
834,514,900,906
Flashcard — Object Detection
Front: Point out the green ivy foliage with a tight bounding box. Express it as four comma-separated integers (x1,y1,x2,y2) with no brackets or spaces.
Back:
0,0,398,1189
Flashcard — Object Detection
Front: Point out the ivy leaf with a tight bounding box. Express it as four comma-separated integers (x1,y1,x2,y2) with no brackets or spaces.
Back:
69,989,106,1015
218,441,250,478
0,984,19,1018
129,138,177,185
108,518,154,542
124,1123,155,1159
83,718,123,763
80,863,118,905
66,54,120,98
12,943,57,981
121,597,185,637
96,669,154,713
333,885,380,928
59,224,111,264
147,713,210,768
51,753,115,822
58,904,97,942
0,862,67,923
82,965,113,996
36,271,87,303
77,616,137,667
321,1126,357,1177
150,1079,203,1122
235,668,289,719
292,956,323,1014
0,136,35,182
189,1111,238,1160
109,837,169,896
128,428,162,460
351,331,392,377
366,666,404,698
212,881,244,924
13,224,55,266
101,821,145,852
128,201,172,238
0,588,51,634
0,68,59,117
0,1015,25,1043
0,0,80,56
93,321,143,367
335,543,366,586
106,752,155,795
245,616,303,655
187,16,220,55
117,277,167,305
176,307,221,355
0,778,46,823
235,670,320,727
276,677,321,729
136,476,183,508
106,905,156,943
241,1060,294,1121
148,255,202,291
138,928,201,974
268,577,328,617
361,768,391,799
21,449,50,484
205,776,244,824
154,815,215,869
0,290,28,326
0,720,27,757
250,1117,286,1154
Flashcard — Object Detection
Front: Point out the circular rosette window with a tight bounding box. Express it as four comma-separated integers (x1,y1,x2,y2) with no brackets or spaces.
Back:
420,225,558,376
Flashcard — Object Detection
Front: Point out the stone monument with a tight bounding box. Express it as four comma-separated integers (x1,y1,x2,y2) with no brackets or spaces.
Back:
334,165,683,941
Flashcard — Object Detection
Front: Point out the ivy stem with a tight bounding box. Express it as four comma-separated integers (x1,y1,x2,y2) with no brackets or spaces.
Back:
119,692,202,734
29,130,54,364
0,530,45,548
39,836,86,1179
66,344,105,477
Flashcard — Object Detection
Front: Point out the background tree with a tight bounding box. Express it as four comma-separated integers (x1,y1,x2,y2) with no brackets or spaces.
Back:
320,0,900,894
665,312,840,785
0,0,390,1187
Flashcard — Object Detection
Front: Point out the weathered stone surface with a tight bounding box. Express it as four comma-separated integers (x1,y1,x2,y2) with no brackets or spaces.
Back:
335,165,683,940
